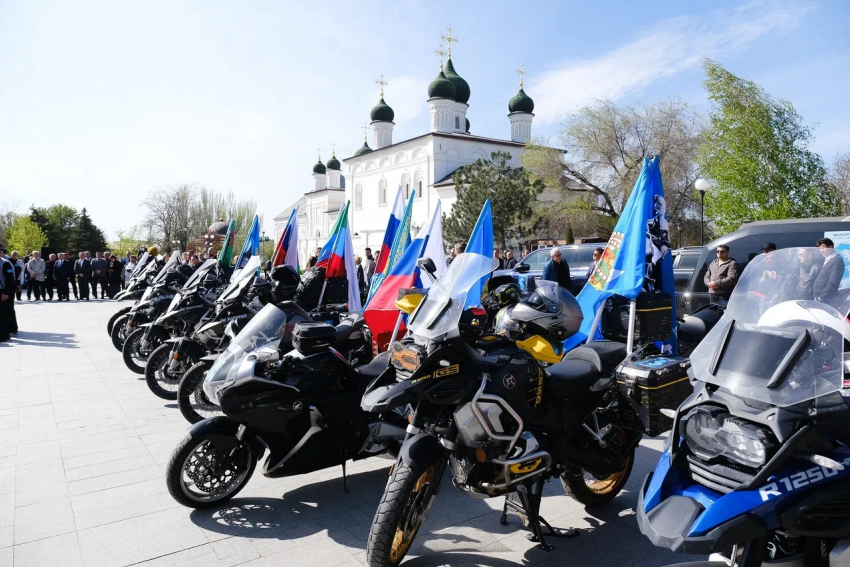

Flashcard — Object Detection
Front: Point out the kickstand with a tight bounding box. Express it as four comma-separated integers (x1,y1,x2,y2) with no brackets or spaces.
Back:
341,461,350,494
501,478,579,551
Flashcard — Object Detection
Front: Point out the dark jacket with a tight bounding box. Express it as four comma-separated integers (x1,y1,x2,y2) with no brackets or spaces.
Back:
542,258,572,290
812,252,845,302
704,258,739,297
74,258,91,278
45,260,55,282
91,257,108,278
0,257,15,295
505,258,517,270
796,263,819,300
53,258,72,280
107,260,123,284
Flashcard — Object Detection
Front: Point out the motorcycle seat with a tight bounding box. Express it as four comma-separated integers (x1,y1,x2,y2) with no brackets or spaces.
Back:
545,359,601,401
356,351,392,385
563,341,626,375
334,313,365,344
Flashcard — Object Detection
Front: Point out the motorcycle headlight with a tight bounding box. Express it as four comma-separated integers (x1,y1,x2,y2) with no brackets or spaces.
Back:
683,408,771,469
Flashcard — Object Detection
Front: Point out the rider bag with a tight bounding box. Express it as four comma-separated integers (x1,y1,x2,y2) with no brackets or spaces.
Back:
602,292,673,344
616,356,691,437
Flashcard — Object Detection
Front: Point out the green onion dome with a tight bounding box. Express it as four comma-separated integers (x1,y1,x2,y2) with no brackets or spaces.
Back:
428,70,457,100
508,87,535,114
354,141,373,156
326,152,341,170
443,59,470,104
370,98,395,122
312,159,326,174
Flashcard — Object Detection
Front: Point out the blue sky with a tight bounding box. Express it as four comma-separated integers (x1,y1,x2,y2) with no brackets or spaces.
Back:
1,0,848,240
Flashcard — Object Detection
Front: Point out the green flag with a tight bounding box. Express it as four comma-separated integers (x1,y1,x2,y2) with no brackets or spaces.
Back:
218,219,237,266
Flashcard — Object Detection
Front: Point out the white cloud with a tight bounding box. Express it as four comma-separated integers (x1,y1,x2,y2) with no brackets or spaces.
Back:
530,2,811,124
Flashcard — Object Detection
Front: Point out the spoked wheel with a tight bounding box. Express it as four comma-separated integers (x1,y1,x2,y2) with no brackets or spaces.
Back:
122,328,152,375
561,425,634,507
145,344,191,400
110,315,130,351
107,306,132,336
177,362,223,424
367,462,437,567
165,432,256,509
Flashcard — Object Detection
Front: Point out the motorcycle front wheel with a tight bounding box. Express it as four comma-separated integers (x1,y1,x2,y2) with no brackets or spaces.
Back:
110,315,130,351
177,362,223,424
165,432,256,509
366,461,438,567
122,328,151,375
561,424,634,507
107,306,132,336
145,343,189,400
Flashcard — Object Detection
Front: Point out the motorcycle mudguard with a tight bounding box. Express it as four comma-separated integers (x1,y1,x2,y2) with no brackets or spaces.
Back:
400,432,444,468
187,417,241,454
200,353,221,363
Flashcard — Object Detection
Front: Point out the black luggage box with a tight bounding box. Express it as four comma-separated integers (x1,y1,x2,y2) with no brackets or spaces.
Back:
603,291,673,344
616,356,691,437
293,322,337,354
322,277,349,306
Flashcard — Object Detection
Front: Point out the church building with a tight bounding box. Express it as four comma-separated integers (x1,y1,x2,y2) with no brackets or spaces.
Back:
274,31,537,264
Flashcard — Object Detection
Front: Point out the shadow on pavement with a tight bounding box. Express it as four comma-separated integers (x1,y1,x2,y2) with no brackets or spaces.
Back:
10,330,79,348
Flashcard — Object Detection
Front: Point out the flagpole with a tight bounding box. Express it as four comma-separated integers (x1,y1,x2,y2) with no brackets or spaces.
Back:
387,312,404,349
626,300,637,355
317,280,328,308
586,301,606,345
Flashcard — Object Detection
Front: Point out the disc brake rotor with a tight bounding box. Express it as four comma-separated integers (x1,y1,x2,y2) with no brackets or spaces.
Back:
184,441,247,496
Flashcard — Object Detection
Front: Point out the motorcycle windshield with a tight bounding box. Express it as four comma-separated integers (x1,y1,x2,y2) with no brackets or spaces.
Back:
182,259,217,293
408,253,498,340
130,252,150,279
206,303,288,385
219,256,261,303
152,251,180,284
690,248,846,407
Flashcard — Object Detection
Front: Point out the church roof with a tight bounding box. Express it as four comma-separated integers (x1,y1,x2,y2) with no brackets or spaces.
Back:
312,159,326,174
342,131,538,162
444,58,470,104
509,87,535,114
326,152,341,170
433,166,467,188
370,97,395,122
428,70,456,100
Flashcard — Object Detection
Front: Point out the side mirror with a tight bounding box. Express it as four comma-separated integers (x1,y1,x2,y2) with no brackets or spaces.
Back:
417,257,437,275
516,263,530,273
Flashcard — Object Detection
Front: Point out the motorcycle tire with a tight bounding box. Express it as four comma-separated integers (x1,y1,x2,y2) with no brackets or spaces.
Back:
110,315,130,351
122,328,149,375
366,461,438,567
294,266,326,311
145,343,187,400
177,362,223,424
561,425,635,508
107,306,132,336
165,431,256,509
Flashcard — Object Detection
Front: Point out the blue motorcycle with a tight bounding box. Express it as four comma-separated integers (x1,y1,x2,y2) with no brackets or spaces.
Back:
636,248,850,567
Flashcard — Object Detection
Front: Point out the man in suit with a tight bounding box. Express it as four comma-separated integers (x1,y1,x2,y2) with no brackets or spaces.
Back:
813,238,845,303
74,252,91,300
44,254,56,300
91,251,108,299
0,245,17,341
53,253,72,300
587,248,604,279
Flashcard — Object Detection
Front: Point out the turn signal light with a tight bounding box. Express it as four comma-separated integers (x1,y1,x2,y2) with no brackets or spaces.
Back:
172,354,179,361
475,448,487,463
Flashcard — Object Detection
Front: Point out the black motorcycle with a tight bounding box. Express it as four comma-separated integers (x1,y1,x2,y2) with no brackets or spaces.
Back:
361,253,645,566
164,300,401,508
107,252,155,336
108,254,164,345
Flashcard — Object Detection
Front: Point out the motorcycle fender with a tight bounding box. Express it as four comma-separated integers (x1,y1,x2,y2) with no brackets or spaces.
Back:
187,417,241,455
200,353,221,363
164,338,181,344
400,432,445,468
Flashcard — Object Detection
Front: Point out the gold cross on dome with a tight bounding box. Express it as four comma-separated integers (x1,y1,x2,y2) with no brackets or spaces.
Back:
330,141,336,155
516,64,527,88
375,75,388,98
361,123,370,141
441,27,459,58
434,43,446,71
316,147,322,160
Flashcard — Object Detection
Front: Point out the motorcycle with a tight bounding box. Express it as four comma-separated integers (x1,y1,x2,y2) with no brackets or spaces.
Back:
361,253,645,566
108,253,163,343
164,300,403,509
107,252,154,335
143,258,224,399
636,247,850,567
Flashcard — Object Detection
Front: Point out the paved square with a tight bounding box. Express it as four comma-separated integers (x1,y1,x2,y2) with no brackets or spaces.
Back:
0,300,705,566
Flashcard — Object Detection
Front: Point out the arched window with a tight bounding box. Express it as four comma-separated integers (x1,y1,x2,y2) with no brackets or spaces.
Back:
454,116,460,130
378,179,387,206
401,173,410,200
354,184,363,209
413,170,423,199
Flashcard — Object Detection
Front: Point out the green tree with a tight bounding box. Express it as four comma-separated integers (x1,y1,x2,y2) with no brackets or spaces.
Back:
697,59,837,233
0,201,20,246
443,151,544,249
30,204,78,252
110,226,148,257
69,208,107,253
8,216,48,253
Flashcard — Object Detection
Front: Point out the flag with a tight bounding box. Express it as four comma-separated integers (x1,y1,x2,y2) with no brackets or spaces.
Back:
316,202,361,312
646,158,678,355
234,215,260,271
564,157,677,353
463,199,494,308
272,207,299,273
366,190,414,304
217,219,237,269
363,201,445,350
375,187,406,274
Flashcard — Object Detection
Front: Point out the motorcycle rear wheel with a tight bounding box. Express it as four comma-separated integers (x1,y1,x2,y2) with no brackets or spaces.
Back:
366,462,437,567
110,315,130,351
145,343,188,400
165,432,256,509
561,425,634,508
122,328,150,375
177,362,222,424
107,306,132,336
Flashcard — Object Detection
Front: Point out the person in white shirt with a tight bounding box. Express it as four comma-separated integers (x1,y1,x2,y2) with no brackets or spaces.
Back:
123,256,138,287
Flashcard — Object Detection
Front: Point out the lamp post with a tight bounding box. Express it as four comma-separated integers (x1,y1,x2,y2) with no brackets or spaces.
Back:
695,179,711,246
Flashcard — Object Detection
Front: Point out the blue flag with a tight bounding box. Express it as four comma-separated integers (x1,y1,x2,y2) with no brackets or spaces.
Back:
565,157,677,353
234,214,260,271
464,199,494,308
365,190,414,307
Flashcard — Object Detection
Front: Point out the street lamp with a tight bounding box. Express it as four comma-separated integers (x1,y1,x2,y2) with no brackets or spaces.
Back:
695,178,711,246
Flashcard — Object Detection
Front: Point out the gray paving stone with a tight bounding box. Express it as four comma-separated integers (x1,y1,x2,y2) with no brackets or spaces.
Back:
14,497,76,545
13,532,84,567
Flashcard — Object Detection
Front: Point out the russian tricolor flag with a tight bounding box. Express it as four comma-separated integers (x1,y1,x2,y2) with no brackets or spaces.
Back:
375,187,406,274
272,207,299,273
316,201,361,312
364,201,446,351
